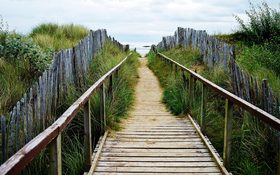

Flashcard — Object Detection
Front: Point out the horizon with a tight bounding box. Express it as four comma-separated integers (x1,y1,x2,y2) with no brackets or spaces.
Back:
1,0,279,53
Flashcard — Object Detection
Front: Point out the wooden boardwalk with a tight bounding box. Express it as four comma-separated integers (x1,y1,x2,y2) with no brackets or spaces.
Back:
88,58,227,175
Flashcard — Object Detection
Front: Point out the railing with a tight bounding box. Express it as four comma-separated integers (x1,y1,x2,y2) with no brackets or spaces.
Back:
0,53,132,175
155,50,280,170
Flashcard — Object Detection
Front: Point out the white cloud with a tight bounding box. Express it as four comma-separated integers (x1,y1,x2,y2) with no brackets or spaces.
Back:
0,0,279,48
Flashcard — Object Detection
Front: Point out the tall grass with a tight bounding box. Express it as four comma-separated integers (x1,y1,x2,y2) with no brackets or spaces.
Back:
0,21,88,114
22,41,139,175
30,23,89,51
148,47,277,174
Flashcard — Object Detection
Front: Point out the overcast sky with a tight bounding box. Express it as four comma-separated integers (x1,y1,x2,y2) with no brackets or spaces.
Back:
1,0,279,48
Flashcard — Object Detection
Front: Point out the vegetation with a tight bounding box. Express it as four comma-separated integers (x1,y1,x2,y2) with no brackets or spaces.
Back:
217,2,280,97
30,23,89,51
0,21,89,114
23,41,139,175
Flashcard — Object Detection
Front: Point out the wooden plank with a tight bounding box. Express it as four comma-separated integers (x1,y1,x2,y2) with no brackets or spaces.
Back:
95,167,220,173
112,135,200,139
103,142,206,149
93,173,222,175
105,138,202,142
97,161,217,167
88,131,108,174
100,152,211,157
101,148,209,153
98,157,214,162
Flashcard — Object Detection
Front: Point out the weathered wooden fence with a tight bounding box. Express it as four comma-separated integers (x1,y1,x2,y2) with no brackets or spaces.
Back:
0,29,128,163
156,27,279,117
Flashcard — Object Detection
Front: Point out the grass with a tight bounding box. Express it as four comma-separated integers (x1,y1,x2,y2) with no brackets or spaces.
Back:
30,23,89,51
22,41,139,175
0,22,88,115
147,46,277,174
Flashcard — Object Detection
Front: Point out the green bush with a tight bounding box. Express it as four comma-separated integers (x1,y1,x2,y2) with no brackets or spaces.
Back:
235,1,280,45
0,34,52,74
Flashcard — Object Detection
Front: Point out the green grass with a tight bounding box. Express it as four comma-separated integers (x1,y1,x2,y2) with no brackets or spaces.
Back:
147,47,277,174
0,22,88,115
22,41,139,175
30,23,89,51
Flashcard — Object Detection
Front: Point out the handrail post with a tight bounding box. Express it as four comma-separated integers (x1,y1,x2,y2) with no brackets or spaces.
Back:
223,98,233,169
201,84,206,133
48,133,62,175
84,100,92,170
189,74,194,111
100,83,106,134
108,74,113,99
182,69,187,88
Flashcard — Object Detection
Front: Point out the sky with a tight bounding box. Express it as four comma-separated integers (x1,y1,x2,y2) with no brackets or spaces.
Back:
0,0,279,50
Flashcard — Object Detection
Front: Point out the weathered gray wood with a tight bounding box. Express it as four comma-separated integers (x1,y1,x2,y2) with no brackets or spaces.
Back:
100,83,106,133
200,84,206,133
189,74,194,110
48,133,62,175
1,116,6,162
223,98,233,169
16,101,20,150
84,100,92,170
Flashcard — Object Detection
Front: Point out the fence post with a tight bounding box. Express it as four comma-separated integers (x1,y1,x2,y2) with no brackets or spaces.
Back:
189,74,194,111
223,98,233,169
200,84,206,133
100,83,106,134
84,100,92,170
48,133,62,175
1,116,6,162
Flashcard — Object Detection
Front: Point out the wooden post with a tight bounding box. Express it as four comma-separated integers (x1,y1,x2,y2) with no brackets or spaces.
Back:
189,74,194,111
84,100,92,170
200,84,206,133
223,98,233,169
48,133,62,175
182,70,187,88
100,83,106,134
108,75,113,99
115,69,118,79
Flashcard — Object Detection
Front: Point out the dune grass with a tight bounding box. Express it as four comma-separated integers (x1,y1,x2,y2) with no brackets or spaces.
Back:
30,23,89,51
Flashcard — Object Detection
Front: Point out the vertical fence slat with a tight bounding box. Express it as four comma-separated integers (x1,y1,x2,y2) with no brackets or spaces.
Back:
1,116,6,162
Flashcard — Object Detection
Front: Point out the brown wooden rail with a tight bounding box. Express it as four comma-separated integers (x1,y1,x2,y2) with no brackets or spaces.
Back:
156,51,280,169
0,53,132,175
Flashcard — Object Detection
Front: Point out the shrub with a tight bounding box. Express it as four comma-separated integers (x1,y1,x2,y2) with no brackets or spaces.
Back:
235,1,280,45
0,34,52,76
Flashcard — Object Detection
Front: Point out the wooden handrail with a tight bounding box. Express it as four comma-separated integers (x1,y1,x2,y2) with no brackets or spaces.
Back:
158,52,280,131
0,53,132,175
156,51,280,170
